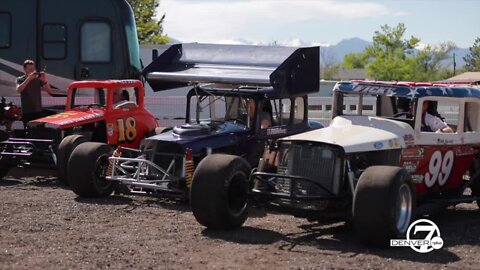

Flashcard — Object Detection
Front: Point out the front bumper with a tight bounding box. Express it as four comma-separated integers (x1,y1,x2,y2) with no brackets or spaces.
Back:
105,148,191,196
0,138,57,169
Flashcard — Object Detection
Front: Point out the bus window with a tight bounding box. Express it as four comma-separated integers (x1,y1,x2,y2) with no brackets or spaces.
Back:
0,13,11,48
43,24,66,59
124,16,142,72
81,21,111,62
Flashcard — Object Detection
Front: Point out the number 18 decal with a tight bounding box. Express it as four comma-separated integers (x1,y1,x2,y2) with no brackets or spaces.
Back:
117,117,137,142
424,150,454,188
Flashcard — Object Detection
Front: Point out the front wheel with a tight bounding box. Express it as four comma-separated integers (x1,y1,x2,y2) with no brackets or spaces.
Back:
190,154,251,229
69,142,114,197
57,135,87,185
353,166,416,246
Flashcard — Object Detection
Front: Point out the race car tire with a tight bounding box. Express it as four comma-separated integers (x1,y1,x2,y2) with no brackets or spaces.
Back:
353,166,416,246
69,142,114,197
0,130,8,141
57,135,87,185
190,154,251,229
469,158,480,208
0,163,10,180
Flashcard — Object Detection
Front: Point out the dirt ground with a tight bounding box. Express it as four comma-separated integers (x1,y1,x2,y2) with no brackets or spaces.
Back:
1,168,479,270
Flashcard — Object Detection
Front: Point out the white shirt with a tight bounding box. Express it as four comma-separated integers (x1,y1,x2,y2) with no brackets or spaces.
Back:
423,112,448,132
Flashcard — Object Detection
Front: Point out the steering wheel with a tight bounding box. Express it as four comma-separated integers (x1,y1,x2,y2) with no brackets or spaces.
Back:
393,112,413,118
87,103,105,109
226,117,247,125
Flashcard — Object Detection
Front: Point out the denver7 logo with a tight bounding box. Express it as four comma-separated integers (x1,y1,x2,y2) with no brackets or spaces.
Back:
407,219,443,253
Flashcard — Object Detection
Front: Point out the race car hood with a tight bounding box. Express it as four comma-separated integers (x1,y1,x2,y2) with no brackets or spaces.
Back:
28,110,105,129
280,116,414,153
142,122,251,154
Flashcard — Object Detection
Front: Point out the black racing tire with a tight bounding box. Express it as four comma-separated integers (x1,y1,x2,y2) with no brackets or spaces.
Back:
0,163,10,180
0,130,8,141
470,158,480,208
69,142,114,197
57,135,87,185
353,166,416,246
190,154,251,229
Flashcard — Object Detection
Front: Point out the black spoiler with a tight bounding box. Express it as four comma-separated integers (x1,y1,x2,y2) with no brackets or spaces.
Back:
142,43,319,97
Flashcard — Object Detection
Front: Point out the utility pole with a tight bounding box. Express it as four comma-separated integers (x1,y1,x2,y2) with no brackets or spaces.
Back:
453,52,456,75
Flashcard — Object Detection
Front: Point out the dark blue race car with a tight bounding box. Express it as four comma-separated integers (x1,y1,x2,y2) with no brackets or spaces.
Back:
68,43,323,199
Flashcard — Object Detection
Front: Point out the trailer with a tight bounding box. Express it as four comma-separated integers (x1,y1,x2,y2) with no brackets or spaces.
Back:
0,0,142,97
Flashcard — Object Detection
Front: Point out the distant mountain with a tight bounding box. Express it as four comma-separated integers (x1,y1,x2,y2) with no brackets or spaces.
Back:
321,37,469,67
322,38,372,62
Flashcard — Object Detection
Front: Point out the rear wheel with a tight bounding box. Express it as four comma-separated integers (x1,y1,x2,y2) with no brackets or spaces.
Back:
190,154,251,229
69,142,114,197
470,158,480,208
0,163,10,180
353,166,415,246
57,135,87,185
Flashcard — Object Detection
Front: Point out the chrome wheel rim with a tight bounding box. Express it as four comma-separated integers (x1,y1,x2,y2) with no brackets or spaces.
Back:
396,183,413,233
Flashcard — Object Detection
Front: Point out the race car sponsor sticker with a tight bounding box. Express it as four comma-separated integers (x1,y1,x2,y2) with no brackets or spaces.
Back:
436,138,454,145
56,113,103,126
402,161,418,173
373,141,383,149
411,174,424,184
352,85,396,96
107,123,114,137
454,146,475,156
402,147,425,159
266,128,287,136
403,134,415,146
388,138,401,148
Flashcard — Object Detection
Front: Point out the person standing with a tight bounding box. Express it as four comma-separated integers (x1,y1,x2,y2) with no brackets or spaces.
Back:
15,59,52,128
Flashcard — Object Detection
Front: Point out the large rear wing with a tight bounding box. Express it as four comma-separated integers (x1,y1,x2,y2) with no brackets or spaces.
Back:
142,43,319,97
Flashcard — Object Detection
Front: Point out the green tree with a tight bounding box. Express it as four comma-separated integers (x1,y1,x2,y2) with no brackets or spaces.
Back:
463,37,480,71
411,42,456,81
342,23,456,81
127,0,170,44
364,23,420,80
342,53,369,69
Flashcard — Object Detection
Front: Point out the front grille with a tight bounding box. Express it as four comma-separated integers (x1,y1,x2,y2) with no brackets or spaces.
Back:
28,127,61,145
276,143,343,196
142,141,186,179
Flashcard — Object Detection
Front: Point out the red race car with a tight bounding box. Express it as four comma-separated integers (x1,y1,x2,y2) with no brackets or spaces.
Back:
0,80,158,183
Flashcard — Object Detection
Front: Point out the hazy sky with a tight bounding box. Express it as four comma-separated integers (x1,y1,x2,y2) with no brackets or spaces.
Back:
158,0,479,48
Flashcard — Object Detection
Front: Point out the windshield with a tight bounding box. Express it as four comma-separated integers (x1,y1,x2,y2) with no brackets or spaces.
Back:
188,94,250,126
70,88,106,108
333,92,399,118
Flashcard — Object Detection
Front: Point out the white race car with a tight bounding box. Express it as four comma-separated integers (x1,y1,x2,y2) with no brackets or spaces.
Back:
190,80,480,245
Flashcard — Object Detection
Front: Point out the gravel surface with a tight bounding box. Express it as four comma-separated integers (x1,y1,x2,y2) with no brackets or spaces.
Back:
1,168,480,269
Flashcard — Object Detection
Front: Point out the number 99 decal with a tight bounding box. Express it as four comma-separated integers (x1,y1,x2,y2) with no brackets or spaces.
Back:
117,117,137,142
424,150,454,188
